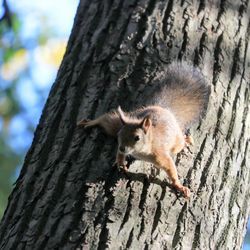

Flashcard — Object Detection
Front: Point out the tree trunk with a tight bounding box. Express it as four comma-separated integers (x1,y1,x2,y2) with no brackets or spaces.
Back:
0,0,250,249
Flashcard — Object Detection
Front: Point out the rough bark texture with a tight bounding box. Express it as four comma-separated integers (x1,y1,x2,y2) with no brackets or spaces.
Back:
0,0,250,249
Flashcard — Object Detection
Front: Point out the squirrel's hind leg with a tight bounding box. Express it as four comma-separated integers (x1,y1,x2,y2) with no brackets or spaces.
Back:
171,135,185,154
184,129,194,146
185,134,194,146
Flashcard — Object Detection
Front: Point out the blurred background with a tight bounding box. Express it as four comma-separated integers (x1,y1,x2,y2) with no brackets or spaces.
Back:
0,0,78,215
0,0,249,249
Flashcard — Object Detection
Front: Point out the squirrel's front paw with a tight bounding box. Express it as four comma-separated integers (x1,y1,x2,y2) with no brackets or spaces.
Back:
173,183,191,199
113,161,128,172
77,119,90,127
181,186,191,199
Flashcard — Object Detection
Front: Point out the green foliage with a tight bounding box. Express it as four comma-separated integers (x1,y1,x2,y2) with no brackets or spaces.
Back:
0,3,28,219
0,136,20,218
12,13,21,34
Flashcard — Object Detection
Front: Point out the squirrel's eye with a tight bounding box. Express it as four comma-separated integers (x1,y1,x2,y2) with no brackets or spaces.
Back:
134,135,140,142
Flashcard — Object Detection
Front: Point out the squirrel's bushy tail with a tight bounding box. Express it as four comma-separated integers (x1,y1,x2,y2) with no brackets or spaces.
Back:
150,62,210,130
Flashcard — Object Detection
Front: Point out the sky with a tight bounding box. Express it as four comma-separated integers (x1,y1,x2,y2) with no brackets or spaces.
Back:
8,0,77,37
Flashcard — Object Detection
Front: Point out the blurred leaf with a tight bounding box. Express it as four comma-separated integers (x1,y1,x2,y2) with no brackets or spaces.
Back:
0,85,20,129
12,13,21,34
1,48,28,80
35,39,66,67
0,135,21,218
38,32,49,45
3,47,16,63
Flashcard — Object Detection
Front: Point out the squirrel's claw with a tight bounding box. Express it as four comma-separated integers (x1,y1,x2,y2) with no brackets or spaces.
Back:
113,161,128,172
121,165,128,172
77,119,90,127
173,183,191,199
182,186,191,199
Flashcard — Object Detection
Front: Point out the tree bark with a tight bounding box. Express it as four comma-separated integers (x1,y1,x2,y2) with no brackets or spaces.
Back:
0,0,250,249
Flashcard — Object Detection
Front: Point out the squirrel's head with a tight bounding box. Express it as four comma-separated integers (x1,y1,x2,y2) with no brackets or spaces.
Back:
117,106,152,155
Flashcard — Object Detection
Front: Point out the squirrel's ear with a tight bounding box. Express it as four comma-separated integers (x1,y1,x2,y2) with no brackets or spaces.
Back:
117,106,126,125
141,116,152,134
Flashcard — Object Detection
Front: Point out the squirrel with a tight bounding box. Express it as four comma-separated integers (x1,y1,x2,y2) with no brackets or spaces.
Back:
77,62,210,198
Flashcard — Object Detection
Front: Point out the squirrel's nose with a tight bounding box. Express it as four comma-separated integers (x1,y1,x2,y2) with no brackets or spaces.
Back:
119,146,125,153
